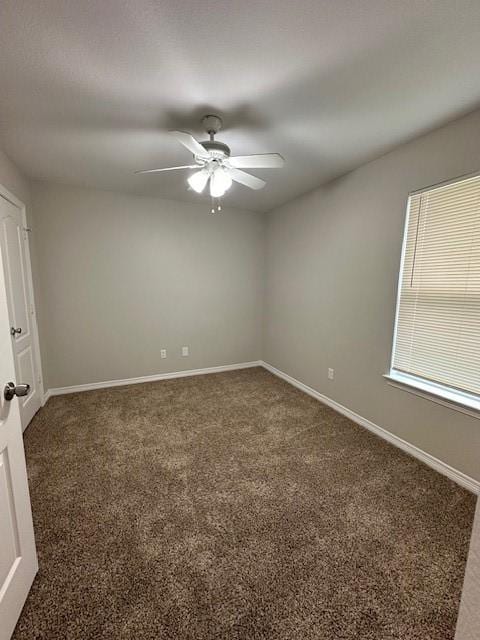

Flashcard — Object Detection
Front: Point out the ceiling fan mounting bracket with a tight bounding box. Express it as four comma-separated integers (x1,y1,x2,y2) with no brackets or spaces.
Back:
202,114,223,136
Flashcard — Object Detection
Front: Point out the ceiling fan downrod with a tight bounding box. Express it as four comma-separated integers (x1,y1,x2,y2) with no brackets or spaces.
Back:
202,114,223,140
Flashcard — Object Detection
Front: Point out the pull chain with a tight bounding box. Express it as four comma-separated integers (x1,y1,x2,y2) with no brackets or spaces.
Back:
210,197,222,214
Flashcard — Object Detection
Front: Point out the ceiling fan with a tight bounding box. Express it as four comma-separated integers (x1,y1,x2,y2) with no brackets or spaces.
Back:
136,115,284,211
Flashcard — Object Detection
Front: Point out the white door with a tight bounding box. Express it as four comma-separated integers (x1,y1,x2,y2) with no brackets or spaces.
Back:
0,231,38,639
0,196,41,430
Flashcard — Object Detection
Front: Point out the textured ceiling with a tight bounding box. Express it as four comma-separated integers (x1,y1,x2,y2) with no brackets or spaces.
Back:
1,1,480,212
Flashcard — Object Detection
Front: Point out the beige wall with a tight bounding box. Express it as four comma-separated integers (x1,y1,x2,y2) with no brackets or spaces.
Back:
0,148,30,205
31,183,264,389
264,108,480,481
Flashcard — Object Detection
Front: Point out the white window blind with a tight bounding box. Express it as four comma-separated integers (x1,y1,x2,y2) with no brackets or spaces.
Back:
391,174,480,401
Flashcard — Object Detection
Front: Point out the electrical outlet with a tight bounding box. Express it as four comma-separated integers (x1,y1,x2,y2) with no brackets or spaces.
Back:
328,368,334,380
160,349,167,359
182,346,189,357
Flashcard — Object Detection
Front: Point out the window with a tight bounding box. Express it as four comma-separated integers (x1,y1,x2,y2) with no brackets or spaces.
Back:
389,173,480,412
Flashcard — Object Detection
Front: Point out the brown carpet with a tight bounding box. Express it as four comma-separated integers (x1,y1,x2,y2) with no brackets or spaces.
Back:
14,367,475,639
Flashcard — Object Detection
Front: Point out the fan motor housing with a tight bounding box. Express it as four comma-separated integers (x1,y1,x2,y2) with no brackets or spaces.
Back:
199,140,230,159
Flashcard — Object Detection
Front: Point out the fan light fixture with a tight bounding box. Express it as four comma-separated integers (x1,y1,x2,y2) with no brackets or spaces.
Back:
135,114,285,213
209,167,232,198
187,165,233,199
187,168,210,194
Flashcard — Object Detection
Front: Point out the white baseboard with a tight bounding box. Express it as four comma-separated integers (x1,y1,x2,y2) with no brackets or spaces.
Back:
261,361,480,495
43,361,262,403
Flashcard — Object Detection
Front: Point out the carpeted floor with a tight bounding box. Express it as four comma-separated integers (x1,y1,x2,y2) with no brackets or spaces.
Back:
14,367,475,639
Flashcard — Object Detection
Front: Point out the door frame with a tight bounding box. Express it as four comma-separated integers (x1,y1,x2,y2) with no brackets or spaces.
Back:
0,183,45,415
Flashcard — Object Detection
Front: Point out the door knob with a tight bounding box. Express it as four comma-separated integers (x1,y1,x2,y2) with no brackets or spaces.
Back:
10,327,22,337
4,382,30,401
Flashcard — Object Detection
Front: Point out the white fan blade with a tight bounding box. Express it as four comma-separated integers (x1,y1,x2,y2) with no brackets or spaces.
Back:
227,167,266,190
135,165,198,174
170,130,210,158
228,153,284,169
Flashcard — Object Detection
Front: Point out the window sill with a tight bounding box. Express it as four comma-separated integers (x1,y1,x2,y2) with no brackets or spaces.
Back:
384,371,480,419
